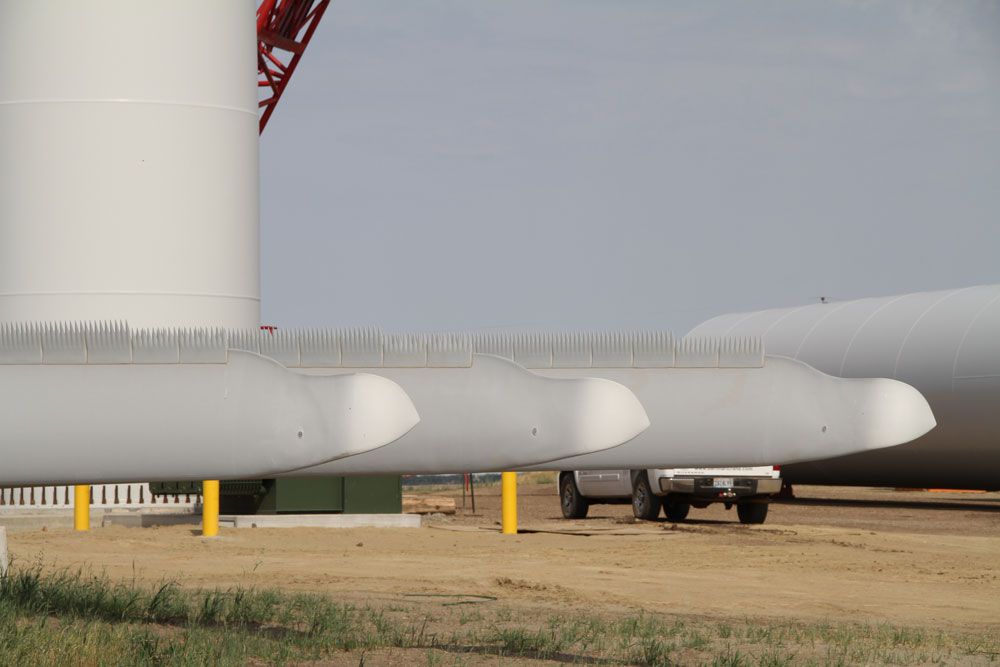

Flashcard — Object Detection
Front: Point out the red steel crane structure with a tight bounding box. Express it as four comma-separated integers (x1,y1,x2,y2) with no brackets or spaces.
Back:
257,0,331,133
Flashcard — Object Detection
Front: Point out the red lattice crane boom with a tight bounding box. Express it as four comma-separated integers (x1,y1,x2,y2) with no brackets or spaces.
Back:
257,0,331,133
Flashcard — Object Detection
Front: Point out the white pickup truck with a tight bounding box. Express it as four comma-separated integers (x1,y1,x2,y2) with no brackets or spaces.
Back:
559,467,781,524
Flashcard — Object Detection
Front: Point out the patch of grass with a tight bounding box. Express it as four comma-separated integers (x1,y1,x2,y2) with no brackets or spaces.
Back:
625,635,676,666
712,646,749,667
517,471,558,485
487,626,551,654
1,564,996,666
682,628,710,650
458,609,483,625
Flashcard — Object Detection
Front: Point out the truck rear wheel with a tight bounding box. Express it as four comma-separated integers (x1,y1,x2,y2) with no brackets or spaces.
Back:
736,502,768,524
663,501,690,522
632,473,662,521
560,474,589,519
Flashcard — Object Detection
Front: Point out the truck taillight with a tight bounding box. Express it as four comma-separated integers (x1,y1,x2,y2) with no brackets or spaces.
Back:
773,465,780,471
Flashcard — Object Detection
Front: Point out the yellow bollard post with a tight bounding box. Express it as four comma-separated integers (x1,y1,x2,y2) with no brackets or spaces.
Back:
501,471,517,534
202,480,219,537
73,485,90,531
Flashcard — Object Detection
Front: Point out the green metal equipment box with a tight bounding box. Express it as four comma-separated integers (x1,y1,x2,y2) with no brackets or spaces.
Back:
149,480,203,495
152,477,402,515
343,476,402,514
219,476,401,514
254,478,343,514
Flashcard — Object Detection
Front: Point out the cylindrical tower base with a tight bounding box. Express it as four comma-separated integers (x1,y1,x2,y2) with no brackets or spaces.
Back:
0,1,260,330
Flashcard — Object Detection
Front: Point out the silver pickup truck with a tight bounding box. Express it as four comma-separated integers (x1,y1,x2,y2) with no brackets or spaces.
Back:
559,467,781,524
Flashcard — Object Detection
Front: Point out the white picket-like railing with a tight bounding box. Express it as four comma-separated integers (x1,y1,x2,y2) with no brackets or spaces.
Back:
0,484,199,510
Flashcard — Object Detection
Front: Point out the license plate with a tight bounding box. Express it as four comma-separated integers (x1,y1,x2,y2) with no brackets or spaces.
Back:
712,478,734,488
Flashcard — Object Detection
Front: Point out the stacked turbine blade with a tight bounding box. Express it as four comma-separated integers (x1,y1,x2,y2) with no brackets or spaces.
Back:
0,323,656,484
0,323,936,483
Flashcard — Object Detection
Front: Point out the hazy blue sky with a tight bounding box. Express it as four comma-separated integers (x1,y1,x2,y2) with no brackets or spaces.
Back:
259,0,999,335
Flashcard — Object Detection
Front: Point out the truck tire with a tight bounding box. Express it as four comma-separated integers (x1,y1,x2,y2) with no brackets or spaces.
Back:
663,501,690,522
560,474,589,519
632,472,662,521
736,502,768,524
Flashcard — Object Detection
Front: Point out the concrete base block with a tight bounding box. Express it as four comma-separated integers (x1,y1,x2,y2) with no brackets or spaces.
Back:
221,513,422,529
102,512,200,528
0,510,104,533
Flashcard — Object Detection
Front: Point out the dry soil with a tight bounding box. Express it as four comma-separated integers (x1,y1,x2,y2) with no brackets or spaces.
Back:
6,483,999,636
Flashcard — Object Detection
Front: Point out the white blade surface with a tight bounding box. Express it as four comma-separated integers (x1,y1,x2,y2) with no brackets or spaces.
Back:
280,354,650,475
516,356,936,471
0,350,418,485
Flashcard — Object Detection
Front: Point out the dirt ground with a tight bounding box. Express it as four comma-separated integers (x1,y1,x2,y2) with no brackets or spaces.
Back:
5,483,1000,636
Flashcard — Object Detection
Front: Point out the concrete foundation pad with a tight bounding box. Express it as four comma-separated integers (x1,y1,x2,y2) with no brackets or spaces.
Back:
0,510,104,532
0,511,420,531
221,514,421,529
102,512,200,528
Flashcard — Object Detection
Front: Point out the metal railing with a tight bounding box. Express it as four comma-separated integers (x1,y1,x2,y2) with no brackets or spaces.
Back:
0,484,199,510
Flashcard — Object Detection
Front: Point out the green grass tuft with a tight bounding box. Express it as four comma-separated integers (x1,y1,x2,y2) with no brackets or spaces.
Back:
0,564,996,666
